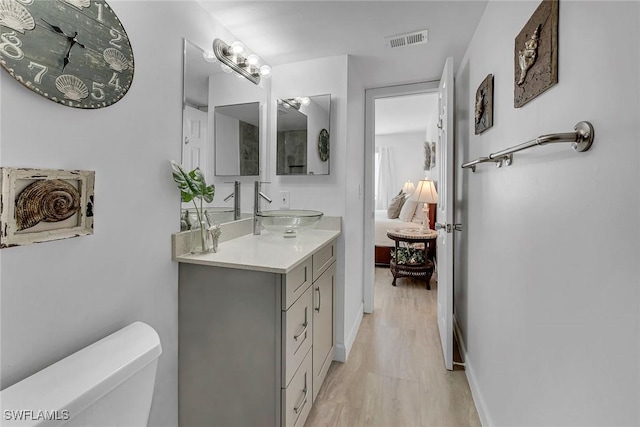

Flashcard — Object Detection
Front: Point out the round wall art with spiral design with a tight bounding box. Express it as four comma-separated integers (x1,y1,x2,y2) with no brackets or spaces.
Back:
0,167,95,248
317,128,329,162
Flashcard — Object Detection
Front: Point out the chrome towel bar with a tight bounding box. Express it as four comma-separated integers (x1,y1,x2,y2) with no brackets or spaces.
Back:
461,121,594,172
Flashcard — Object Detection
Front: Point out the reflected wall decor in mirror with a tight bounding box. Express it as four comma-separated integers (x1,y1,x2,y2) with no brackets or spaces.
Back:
276,94,331,175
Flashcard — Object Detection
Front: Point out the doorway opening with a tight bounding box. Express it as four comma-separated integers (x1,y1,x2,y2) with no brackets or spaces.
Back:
363,81,440,314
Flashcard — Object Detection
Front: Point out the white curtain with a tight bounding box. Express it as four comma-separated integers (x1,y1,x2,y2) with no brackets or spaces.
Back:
375,146,395,210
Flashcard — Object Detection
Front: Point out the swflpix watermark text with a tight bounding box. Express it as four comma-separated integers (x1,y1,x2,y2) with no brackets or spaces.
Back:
3,409,70,421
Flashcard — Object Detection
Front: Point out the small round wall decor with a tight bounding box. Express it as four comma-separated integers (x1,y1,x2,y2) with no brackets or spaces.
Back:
317,128,329,162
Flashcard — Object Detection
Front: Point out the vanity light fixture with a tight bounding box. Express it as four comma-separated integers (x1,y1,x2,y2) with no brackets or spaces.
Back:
279,97,311,110
213,38,271,85
202,51,217,63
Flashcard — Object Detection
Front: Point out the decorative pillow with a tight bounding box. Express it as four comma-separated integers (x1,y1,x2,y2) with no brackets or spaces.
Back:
412,203,426,224
398,200,418,222
387,191,406,219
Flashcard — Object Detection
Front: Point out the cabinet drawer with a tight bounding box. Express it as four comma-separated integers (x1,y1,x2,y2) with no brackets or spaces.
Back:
312,240,336,282
282,286,313,387
283,257,312,310
282,348,313,427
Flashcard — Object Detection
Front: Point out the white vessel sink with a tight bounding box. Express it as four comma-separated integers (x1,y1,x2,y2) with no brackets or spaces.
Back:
257,209,323,236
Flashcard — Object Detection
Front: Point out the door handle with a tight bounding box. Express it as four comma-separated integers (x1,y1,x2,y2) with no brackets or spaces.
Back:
435,223,463,233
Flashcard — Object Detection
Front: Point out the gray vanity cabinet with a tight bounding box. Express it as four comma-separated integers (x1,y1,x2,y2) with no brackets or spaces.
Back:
311,242,336,402
312,262,335,402
179,238,337,427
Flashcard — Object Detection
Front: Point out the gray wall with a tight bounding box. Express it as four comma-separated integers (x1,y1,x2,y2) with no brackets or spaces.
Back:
454,1,640,425
376,132,429,192
0,2,238,425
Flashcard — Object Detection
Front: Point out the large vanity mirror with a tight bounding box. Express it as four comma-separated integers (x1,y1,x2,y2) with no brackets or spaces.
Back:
182,39,265,179
276,94,331,175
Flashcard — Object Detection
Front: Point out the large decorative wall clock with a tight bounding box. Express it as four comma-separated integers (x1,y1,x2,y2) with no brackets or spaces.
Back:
0,0,134,109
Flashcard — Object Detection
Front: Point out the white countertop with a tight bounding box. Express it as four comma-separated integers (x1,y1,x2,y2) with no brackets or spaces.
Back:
174,228,341,274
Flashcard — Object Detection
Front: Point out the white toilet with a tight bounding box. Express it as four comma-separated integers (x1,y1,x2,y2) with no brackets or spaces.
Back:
0,322,162,427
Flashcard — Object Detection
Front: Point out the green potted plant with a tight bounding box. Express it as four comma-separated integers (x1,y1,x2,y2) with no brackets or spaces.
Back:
170,161,216,253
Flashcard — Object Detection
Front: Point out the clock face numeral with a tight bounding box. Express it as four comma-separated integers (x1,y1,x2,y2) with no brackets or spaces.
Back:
0,32,24,60
27,61,47,83
91,81,105,100
108,72,121,91
1,0,134,109
109,29,122,49
96,3,104,22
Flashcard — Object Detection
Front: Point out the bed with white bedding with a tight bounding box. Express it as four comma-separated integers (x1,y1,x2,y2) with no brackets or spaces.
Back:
374,201,436,266
375,210,422,247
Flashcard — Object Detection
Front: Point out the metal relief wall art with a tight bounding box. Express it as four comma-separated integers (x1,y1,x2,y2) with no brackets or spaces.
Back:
0,168,95,248
430,142,436,169
423,141,432,171
317,129,329,162
514,0,558,108
475,74,494,134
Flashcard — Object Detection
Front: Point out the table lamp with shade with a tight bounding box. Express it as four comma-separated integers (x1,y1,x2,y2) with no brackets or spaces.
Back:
402,180,415,195
410,179,438,231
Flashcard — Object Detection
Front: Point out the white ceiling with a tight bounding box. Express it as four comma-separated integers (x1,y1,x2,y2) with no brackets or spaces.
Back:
196,0,488,88
375,92,439,135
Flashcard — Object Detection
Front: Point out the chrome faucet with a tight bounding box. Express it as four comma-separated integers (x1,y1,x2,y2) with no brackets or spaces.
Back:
254,181,272,235
223,181,241,221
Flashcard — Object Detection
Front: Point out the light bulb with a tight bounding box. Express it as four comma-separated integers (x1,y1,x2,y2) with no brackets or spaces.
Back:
202,51,217,63
259,64,271,77
230,41,245,55
246,54,259,66
300,97,311,106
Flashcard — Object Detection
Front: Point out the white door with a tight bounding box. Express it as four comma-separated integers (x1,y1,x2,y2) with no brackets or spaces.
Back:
182,105,208,172
436,57,455,371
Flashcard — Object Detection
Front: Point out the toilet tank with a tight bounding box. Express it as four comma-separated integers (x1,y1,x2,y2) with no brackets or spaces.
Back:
1,322,162,427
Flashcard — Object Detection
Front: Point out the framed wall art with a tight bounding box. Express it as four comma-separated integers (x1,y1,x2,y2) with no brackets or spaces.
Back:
424,141,432,171
0,168,95,248
475,74,494,134
514,0,559,108
430,142,436,169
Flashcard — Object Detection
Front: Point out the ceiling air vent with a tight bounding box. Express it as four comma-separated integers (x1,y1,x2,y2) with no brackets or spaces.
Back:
385,29,428,49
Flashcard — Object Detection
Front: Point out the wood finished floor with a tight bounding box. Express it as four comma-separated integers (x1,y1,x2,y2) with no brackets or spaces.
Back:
305,267,481,427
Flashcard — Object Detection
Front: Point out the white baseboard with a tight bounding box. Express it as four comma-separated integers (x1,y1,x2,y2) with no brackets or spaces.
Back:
334,302,364,363
334,343,346,362
453,314,492,427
